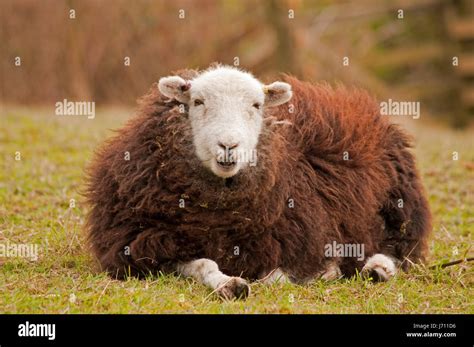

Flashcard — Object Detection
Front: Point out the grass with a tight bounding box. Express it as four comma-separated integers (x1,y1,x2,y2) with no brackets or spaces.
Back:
0,106,473,314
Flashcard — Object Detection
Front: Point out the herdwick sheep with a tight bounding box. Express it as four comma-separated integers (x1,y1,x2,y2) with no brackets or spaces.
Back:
85,65,431,299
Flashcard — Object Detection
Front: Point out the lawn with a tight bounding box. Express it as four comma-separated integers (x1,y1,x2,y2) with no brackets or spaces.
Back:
0,106,472,313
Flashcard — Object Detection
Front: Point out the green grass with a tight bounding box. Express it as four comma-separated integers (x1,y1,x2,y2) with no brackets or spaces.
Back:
0,106,473,313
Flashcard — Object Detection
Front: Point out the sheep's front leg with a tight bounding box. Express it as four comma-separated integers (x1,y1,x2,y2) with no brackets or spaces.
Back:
177,259,250,300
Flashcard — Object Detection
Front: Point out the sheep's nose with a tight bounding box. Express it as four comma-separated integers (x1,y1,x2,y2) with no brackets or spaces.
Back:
218,142,239,150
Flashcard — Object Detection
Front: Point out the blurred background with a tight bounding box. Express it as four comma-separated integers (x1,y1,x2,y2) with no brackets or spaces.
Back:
1,0,473,127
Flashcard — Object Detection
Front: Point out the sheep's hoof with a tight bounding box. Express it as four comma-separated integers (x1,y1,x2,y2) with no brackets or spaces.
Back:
361,254,396,282
216,277,250,300
361,267,390,282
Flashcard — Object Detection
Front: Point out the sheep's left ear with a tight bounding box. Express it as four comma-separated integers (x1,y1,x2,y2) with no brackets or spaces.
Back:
263,82,292,107
158,76,191,103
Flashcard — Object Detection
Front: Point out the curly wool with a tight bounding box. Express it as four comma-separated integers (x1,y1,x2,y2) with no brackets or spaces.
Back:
85,69,431,281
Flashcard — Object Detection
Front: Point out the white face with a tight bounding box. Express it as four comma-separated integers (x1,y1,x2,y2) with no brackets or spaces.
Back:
159,66,292,178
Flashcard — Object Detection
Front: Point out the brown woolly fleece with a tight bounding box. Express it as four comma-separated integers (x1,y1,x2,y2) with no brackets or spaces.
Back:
85,69,431,282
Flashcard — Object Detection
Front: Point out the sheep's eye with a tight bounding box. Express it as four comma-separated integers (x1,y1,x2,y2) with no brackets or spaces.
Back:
194,99,204,106
252,103,261,110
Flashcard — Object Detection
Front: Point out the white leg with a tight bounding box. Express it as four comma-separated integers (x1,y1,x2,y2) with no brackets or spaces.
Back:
176,258,250,299
260,268,290,284
361,254,397,281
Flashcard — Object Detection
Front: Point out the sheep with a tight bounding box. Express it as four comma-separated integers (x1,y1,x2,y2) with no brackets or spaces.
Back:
85,64,431,299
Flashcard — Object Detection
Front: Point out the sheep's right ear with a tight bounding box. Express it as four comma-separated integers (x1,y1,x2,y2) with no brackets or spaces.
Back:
158,76,191,103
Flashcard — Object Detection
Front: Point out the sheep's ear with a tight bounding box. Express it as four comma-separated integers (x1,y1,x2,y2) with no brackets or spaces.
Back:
263,82,292,107
158,76,191,103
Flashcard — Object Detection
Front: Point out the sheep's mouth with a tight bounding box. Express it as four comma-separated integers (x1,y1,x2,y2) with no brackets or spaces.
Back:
211,156,240,178
216,159,237,170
